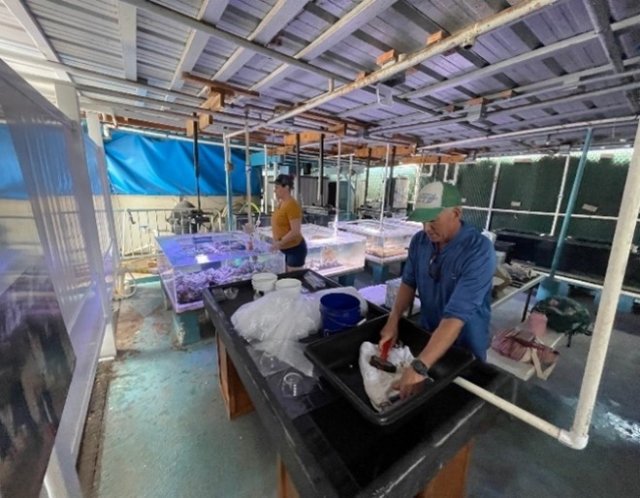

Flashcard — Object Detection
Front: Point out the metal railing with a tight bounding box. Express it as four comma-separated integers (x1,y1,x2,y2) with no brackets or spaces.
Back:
114,208,222,259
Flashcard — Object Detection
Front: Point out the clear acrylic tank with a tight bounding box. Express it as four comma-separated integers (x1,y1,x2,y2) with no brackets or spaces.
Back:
334,220,420,263
256,224,366,277
157,232,285,312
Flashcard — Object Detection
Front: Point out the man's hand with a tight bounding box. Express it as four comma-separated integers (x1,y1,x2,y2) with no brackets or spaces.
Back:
271,241,281,252
393,367,428,399
379,319,399,351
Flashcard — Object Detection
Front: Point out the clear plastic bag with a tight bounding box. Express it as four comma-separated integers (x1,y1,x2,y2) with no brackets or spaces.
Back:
231,290,322,376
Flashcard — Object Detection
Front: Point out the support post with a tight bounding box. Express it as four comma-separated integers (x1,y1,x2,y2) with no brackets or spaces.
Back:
485,160,501,231
569,121,640,446
318,133,325,205
550,151,572,236
263,144,268,213
347,153,353,218
193,113,201,211
549,128,593,278
364,148,371,205
244,121,252,230
295,133,301,201
224,136,234,231
335,138,341,227
379,144,391,225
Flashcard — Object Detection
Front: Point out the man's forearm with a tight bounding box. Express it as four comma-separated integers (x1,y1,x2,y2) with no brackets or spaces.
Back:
418,317,464,369
389,283,416,322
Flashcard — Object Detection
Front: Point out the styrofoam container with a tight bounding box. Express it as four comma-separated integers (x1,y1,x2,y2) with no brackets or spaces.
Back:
275,278,302,295
252,272,277,293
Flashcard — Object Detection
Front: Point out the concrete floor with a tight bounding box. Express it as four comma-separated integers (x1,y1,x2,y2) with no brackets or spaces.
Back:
90,271,640,498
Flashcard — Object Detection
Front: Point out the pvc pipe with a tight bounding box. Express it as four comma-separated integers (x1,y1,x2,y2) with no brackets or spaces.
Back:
419,116,635,150
347,154,353,218
224,0,559,139
451,163,459,185
571,121,640,442
485,161,501,231
535,271,640,300
223,137,234,231
245,122,252,229
550,128,593,278
364,149,371,204
318,134,325,205
380,144,391,225
262,145,268,213
413,164,423,209
550,152,571,236
335,138,341,226
193,114,201,211
295,133,301,201
463,205,640,221
453,378,562,440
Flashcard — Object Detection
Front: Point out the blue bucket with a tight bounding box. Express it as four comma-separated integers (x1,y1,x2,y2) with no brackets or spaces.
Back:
319,293,361,336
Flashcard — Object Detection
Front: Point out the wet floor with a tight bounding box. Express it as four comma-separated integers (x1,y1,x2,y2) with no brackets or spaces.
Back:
91,277,640,497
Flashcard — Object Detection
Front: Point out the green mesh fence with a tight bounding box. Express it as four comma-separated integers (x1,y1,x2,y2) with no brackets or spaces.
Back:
457,162,495,208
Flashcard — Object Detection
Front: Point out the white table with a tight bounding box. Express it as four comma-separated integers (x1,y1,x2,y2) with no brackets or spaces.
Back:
486,328,564,381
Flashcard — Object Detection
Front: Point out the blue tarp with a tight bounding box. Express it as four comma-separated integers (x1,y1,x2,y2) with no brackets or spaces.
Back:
104,131,261,195
0,125,27,199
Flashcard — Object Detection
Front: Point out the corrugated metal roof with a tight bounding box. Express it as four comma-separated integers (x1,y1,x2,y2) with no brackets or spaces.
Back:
0,0,638,155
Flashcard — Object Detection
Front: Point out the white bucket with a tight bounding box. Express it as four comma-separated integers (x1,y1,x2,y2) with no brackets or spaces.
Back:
275,278,302,296
252,272,277,293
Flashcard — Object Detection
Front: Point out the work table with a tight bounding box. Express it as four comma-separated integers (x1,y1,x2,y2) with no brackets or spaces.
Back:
203,271,513,497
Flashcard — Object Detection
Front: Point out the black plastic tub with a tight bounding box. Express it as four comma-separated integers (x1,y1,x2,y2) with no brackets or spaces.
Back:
305,316,475,426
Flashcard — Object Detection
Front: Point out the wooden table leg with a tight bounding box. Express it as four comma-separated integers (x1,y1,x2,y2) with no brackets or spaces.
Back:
216,334,254,419
277,456,299,498
415,440,474,498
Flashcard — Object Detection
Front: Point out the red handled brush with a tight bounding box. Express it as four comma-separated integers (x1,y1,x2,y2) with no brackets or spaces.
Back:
369,341,397,373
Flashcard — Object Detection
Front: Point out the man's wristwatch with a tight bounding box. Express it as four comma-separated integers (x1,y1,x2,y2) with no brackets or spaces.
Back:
411,359,435,382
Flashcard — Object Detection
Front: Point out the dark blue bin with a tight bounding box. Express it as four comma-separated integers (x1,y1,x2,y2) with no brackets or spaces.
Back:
319,293,361,335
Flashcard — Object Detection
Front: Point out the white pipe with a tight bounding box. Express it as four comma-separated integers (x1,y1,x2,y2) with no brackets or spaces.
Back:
379,144,391,226
485,161,501,231
245,121,253,230
550,152,571,236
413,164,423,207
335,138,342,230
451,163,459,185
453,378,562,439
419,116,638,150
262,145,268,213
570,121,640,444
464,205,640,221
535,271,640,299
347,153,353,218
225,0,560,139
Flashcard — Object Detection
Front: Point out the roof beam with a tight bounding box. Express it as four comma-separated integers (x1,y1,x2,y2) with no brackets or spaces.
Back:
213,0,310,83
117,3,137,80
225,0,561,139
401,13,640,100
249,0,399,92
582,0,640,113
3,0,71,82
372,80,640,136
418,116,638,151
168,0,230,91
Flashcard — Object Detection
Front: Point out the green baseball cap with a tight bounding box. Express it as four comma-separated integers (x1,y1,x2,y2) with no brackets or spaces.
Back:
408,181,462,222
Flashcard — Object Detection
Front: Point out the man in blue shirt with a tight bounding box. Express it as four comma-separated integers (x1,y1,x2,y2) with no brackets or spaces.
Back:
379,181,495,398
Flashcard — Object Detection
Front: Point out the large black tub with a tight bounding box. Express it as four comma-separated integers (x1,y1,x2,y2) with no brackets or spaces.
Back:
305,316,475,426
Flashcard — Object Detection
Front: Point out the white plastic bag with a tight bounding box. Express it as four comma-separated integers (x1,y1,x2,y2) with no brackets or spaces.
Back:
231,290,321,342
358,341,414,411
231,290,322,376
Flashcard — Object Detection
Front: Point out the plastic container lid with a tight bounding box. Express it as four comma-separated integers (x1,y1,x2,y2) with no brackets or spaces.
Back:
252,272,277,292
275,278,302,295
